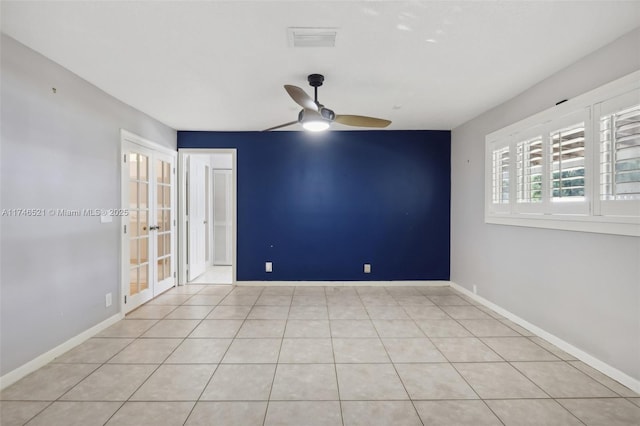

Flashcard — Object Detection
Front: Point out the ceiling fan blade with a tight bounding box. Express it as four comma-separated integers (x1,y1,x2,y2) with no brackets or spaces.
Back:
284,85,318,111
334,115,391,128
263,120,298,132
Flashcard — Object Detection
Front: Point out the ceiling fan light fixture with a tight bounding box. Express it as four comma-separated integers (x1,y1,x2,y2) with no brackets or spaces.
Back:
302,119,330,132
299,109,331,132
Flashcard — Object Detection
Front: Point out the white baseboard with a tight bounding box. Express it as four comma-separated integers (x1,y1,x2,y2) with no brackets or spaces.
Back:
0,312,124,391
236,280,451,287
450,281,640,395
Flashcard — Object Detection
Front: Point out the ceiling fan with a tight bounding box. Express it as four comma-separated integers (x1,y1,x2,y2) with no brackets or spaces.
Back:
264,74,392,132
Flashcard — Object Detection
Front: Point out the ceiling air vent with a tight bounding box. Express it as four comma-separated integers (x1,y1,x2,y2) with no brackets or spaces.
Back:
287,27,338,48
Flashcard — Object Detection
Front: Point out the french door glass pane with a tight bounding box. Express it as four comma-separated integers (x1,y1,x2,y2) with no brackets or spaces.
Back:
164,186,171,207
139,155,148,181
163,211,170,231
139,183,148,209
156,160,164,184
157,235,164,258
129,154,138,179
157,260,164,284
164,257,171,280
157,185,163,210
129,267,138,296
139,264,148,291
139,237,149,264
164,162,171,183
129,182,138,207
130,210,138,237
129,240,138,266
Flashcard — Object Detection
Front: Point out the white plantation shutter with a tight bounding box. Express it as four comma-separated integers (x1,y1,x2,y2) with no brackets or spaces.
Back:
550,123,586,200
517,135,544,204
545,109,590,215
598,88,640,216
492,146,510,204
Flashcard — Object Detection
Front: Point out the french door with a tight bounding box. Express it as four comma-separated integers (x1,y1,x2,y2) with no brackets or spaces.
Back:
122,135,176,313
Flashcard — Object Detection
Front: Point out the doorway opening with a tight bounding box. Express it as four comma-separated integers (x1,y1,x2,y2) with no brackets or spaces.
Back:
178,149,237,285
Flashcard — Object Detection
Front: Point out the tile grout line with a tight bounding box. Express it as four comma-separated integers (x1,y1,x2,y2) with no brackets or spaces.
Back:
365,287,426,426
116,285,224,425
326,287,346,426
403,290,508,426
183,284,260,425
261,288,292,426
107,284,233,425
395,293,507,426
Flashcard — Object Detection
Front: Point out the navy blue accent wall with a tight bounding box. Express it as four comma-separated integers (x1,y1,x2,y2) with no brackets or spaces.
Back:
178,130,450,281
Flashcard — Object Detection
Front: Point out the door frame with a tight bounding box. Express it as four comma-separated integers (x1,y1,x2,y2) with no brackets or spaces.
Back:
120,129,177,314
178,148,237,285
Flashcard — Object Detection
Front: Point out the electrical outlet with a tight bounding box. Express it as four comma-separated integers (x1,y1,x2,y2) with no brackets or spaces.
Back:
105,292,112,307
364,263,371,273
265,262,273,273
473,285,477,294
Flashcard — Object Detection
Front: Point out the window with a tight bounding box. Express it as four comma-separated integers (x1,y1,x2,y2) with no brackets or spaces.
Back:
485,71,640,236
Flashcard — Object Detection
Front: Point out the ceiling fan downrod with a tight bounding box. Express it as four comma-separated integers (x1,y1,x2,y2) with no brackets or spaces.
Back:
307,74,324,105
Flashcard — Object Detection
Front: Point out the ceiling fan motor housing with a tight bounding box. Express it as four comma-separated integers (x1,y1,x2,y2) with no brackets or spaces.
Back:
320,107,335,120
298,107,335,123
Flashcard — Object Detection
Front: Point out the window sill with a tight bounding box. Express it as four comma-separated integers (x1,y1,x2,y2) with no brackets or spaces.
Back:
485,213,640,237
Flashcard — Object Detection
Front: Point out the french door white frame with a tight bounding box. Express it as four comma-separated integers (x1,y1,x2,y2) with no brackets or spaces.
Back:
178,149,237,285
120,130,177,313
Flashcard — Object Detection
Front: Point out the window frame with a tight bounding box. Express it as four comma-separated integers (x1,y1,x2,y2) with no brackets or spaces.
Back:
485,70,640,237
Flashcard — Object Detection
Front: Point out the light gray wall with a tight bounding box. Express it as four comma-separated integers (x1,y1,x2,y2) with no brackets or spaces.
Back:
0,35,176,376
451,28,640,381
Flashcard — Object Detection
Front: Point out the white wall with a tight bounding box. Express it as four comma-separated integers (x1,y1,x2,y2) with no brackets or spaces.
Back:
210,153,233,170
451,28,640,382
0,35,176,376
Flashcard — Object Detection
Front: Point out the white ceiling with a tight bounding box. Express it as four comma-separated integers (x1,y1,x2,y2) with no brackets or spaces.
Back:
2,1,639,131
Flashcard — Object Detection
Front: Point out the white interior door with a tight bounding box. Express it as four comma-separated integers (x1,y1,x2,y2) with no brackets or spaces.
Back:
188,155,207,280
213,169,233,265
154,152,176,295
122,137,176,313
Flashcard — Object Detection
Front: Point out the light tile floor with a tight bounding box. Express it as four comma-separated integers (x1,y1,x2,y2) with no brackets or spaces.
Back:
190,266,233,285
2,285,639,425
